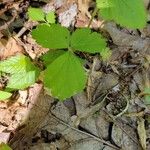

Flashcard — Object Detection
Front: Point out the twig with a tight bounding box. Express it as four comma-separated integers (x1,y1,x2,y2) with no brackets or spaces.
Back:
103,109,139,145
15,21,38,38
126,65,142,78
88,7,99,28
50,112,120,150
77,93,108,119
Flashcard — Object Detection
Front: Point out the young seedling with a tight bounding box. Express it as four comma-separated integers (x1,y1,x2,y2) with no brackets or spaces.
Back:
32,23,107,100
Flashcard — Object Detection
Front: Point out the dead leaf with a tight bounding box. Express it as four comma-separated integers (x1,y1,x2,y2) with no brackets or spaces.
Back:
24,35,49,59
69,139,104,150
0,37,24,60
17,90,28,105
58,4,77,27
78,0,92,18
112,123,139,149
137,117,147,150
87,57,102,101
103,22,150,53
0,32,3,39
76,0,92,27
0,132,11,143
0,40,5,60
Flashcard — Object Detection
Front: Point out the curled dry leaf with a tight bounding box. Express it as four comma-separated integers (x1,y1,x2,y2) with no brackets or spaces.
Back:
137,117,147,150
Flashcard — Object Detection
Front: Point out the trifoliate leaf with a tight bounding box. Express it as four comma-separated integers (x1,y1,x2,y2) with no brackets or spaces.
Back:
28,7,45,21
0,91,12,100
32,24,70,49
42,50,65,66
71,28,106,53
96,0,147,29
46,12,55,23
144,88,150,105
0,143,12,150
44,51,87,100
0,55,40,90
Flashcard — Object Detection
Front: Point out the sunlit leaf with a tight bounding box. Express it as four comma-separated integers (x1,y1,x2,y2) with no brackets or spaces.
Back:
97,0,147,29
0,55,40,90
32,24,70,49
46,12,55,23
28,7,45,21
71,28,106,53
0,91,12,100
44,51,87,100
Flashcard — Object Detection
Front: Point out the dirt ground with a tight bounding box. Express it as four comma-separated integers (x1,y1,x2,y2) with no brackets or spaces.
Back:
0,0,150,150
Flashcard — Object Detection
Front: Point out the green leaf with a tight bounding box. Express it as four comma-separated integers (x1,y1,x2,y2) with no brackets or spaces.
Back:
42,50,65,66
46,12,55,23
100,47,112,61
7,71,38,90
32,24,70,49
71,28,106,53
0,91,12,100
44,51,87,100
0,55,40,90
0,143,12,150
96,0,147,29
28,7,45,21
144,88,150,105
0,55,36,74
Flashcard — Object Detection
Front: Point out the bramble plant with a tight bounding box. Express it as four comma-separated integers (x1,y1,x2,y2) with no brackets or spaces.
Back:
0,1,147,101
32,23,107,100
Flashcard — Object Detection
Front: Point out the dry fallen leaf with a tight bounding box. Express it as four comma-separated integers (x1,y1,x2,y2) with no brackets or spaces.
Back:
137,117,147,150
17,90,28,105
0,40,5,60
0,37,24,60
0,132,11,143
0,32,3,39
78,0,92,18
58,4,77,27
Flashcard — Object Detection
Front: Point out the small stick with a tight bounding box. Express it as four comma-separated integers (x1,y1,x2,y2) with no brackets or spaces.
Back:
88,7,99,28
50,112,120,150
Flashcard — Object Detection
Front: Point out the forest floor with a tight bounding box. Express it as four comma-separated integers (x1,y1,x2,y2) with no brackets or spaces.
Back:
0,0,150,150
